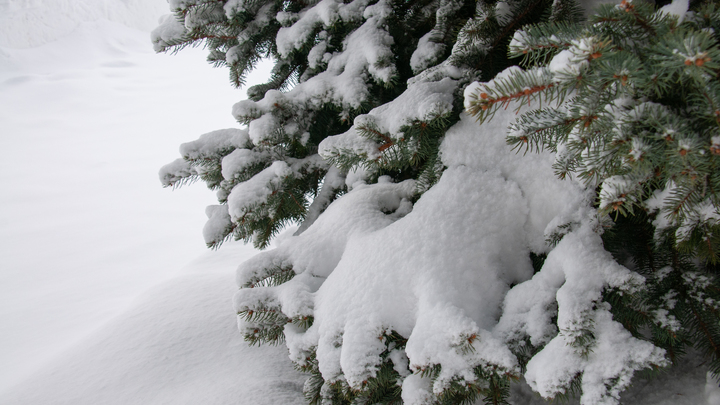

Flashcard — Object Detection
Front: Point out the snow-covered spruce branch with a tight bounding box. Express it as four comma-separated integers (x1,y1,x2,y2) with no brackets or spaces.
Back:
467,2,720,261
157,0,720,404
465,1,720,400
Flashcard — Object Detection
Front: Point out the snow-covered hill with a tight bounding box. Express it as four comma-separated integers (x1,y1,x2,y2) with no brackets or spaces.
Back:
0,4,268,392
0,241,307,405
0,0,168,48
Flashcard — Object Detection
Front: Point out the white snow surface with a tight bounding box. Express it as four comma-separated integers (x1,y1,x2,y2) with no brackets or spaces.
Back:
0,7,270,394
411,31,446,73
3,237,710,405
516,223,666,404
0,0,168,48
179,128,251,161
312,166,529,390
245,89,665,403
408,0,463,73
708,373,720,405
0,241,306,405
227,0,401,163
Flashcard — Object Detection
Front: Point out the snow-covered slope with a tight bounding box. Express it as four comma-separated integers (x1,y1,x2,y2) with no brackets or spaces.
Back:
0,0,168,48
0,12,268,392
0,241,306,405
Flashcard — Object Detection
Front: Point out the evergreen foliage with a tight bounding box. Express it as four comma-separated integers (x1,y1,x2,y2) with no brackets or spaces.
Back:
156,0,720,404
155,0,578,249
468,0,720,394
468,1,720,262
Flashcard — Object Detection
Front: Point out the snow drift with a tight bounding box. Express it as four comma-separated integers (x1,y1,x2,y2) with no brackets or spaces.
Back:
0,243,307,405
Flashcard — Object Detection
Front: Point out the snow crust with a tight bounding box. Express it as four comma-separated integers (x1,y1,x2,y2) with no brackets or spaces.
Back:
513,224,666,404
204,205,234,246
411,31,447,73
227,161,292,218
180,128,251,160
236,179,416,288
222,0,401,164
151,13,187,52
159,158,196,187
221,148,270,181
461,68,672,404
312,166,528,389
409,0,463,73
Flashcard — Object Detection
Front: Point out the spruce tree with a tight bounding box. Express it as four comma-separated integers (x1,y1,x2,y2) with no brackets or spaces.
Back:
153,0,580,249
467,0,720,399
154,0,719,404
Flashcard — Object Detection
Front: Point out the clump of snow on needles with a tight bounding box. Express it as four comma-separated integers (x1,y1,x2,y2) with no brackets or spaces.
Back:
320,66,462,168
238,84,635,402
237,69,708,403
659,0,690,23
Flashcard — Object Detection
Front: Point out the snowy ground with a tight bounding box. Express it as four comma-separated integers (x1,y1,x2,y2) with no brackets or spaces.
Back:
0,242,306,405
0,0,277,394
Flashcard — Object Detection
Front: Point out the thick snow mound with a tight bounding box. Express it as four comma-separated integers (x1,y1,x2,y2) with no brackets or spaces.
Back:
0,0,168,48
0,243,305,405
